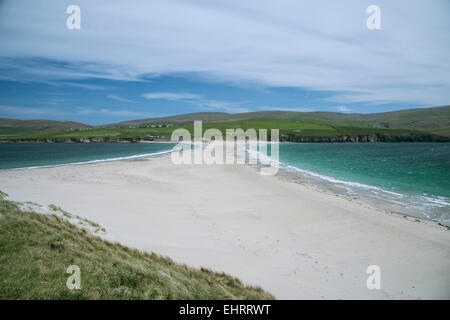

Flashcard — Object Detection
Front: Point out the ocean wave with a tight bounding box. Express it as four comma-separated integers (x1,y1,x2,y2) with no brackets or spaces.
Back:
250,145,450,223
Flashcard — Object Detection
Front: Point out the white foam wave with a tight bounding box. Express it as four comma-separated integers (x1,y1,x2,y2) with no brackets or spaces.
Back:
5,149,174,171
250,145,450,222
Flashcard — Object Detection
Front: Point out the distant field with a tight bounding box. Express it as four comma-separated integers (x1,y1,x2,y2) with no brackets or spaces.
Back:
107,105,450,135
2,119,445,142
0,118,91,138
1,106,449,141
1,127,174,141
0,126,34,136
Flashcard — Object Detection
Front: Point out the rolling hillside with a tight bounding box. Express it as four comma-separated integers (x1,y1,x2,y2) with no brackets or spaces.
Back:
105,106,450,135
0,119,92,137
0,106,449,141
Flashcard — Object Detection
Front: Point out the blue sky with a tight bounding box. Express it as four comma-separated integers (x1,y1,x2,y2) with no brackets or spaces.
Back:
0,0,449,125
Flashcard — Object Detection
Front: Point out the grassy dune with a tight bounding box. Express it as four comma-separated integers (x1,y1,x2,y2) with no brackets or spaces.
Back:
0,194,273,300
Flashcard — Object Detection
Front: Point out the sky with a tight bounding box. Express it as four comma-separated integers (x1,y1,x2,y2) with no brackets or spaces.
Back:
0,0,449,125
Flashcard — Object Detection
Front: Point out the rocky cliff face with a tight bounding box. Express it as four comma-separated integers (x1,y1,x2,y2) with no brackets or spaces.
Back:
4,133,450,143
7,137,150,143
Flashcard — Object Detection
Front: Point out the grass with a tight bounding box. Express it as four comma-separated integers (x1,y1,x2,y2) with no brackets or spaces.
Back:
49,204,73,218
1,106,449,139
108,106,450,134
3,119,445,142
3,127,174,141
0,126,34,136
0,194,274,300
0,119,91,137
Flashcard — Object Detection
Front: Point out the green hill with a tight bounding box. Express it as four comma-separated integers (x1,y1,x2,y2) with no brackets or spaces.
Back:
0,193,273,300
0,118,91,137
107,112,232,128
1,106,449,141
105,105,450,134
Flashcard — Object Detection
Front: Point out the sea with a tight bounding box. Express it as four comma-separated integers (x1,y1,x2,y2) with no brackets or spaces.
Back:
275,142,450,223
0,142,175,169
0,142,449,223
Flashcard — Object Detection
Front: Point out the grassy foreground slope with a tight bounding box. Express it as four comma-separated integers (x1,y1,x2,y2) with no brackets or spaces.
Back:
0,194,273,300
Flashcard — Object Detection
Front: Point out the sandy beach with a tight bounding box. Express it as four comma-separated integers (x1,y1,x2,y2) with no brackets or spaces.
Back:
0,155,449,299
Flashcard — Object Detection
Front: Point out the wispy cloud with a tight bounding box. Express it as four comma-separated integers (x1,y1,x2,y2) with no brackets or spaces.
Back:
142,92,203,101
107,94,136,103
200,100,250,113
0,105,67,117
35,97,67,106
76,107,153,117
0,0,449,106
258,106,315,112
0,104,154,119
334,105,352,113
33,81,108,91
60,82,108,91
141,92,247,113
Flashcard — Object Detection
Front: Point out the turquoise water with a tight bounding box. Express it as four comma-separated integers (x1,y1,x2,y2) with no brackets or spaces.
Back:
0,142,175,169
1,142,449,222
276,143,450,222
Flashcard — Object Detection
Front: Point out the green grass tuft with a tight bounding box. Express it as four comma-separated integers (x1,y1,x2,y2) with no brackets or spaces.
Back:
0,196,274,300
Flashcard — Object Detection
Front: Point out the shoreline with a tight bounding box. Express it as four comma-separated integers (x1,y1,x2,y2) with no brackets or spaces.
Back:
0,155,449,299
274,163,450,227
0,148,175,171
2,141,449,225
2,138,450,143
273,164,450,230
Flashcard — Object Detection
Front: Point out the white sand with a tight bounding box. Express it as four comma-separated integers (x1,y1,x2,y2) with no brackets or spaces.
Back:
0,155,449,299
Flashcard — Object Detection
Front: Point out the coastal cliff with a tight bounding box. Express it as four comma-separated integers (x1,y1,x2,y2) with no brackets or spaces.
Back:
5,132,449,143
279,133,450,142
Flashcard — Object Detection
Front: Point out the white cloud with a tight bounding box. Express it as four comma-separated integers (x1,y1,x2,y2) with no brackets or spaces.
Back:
36,97,67,106
258,106,315,112
142,92,202,101
107,94,136,103
0,0,449,105
0,105,67,117
200,100,250,113
334,105,352,113
0,105,155,119
141,92,247,113
60,82,108,90
76,107,152,117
